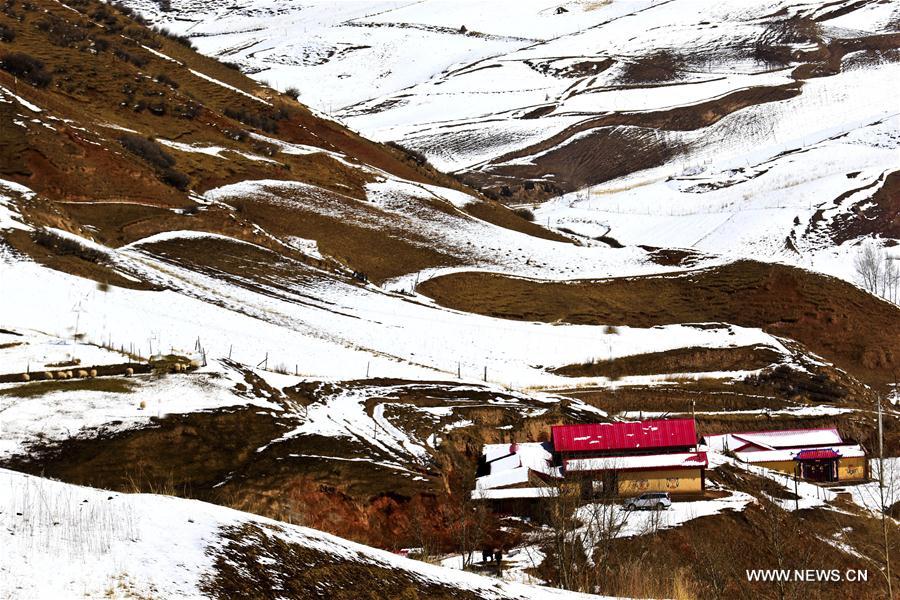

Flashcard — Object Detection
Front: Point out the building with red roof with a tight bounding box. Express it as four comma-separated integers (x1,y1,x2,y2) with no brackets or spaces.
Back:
551,418,707,496
702,427,868,483
552,418,698,455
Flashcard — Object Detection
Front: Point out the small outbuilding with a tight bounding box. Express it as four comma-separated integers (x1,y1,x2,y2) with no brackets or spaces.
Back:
702,427,868,483
471,442,561,514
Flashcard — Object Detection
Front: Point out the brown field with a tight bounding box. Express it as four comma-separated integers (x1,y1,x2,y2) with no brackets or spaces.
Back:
553,344,783,378
419,260,900,388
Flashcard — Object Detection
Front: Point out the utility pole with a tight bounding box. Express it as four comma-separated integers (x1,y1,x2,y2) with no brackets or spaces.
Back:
877,392,892,599
878,393,884,489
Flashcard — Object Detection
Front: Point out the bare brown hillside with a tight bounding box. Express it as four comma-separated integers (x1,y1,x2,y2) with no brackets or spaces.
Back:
0,0,560,282
419,260,900,388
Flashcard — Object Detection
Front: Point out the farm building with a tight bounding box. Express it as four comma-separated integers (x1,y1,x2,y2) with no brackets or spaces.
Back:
471,442,560,514
473,442,561,497
702,427,868,483
552,418,708,496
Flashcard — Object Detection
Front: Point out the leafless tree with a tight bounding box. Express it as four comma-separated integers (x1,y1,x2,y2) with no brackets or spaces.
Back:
579,486,631,574
541,476,584,590
854,242,899,303
538,467,633,593
855,242,883,295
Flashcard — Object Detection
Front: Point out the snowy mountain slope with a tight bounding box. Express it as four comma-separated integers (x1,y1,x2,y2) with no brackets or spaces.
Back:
1,3,899,595
0,183,797,389
124,0,900,287
121,0,639,111
0,468,609,599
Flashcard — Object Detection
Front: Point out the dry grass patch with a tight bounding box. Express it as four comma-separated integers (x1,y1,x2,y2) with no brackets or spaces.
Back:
419,260,900,388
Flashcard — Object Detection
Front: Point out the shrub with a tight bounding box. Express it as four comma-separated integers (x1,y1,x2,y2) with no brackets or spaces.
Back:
221,61,242,71
118,134,175,169
155,72,179,88
90,6,121,30
154,26,194,49
513,207,535,221
284,86,300,100
160,168,190,190
0,23,14,43
32,228,107,264
252,140,279,157
0,52,52,87
223,106,287,133
386,141,429,167
224,128,249,142
37,15,89,47
110,1,147,25
91,35,111,52
114,47,149,68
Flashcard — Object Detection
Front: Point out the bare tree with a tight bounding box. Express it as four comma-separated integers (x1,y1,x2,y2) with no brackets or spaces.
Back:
539,467,632,593
854,242,899,303
578,484,631,579
881,255,899,304
854,242,883,295
541,476,584,590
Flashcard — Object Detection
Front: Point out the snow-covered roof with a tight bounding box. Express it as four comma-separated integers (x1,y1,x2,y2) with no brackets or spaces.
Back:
564,451,708,473
704,428,844,452
476,442,560,490
482,443,518,463
481,442,555,475
471,487,559,500
475,466,532,490
735,444,866,464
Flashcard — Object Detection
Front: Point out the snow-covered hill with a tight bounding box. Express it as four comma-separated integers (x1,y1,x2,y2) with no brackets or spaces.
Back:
125,0,900,284
0,468,606,599
1,2,899,596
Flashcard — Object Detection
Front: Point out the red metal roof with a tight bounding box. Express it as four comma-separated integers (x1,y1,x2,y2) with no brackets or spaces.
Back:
551,419,697,453
794,448,841,460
